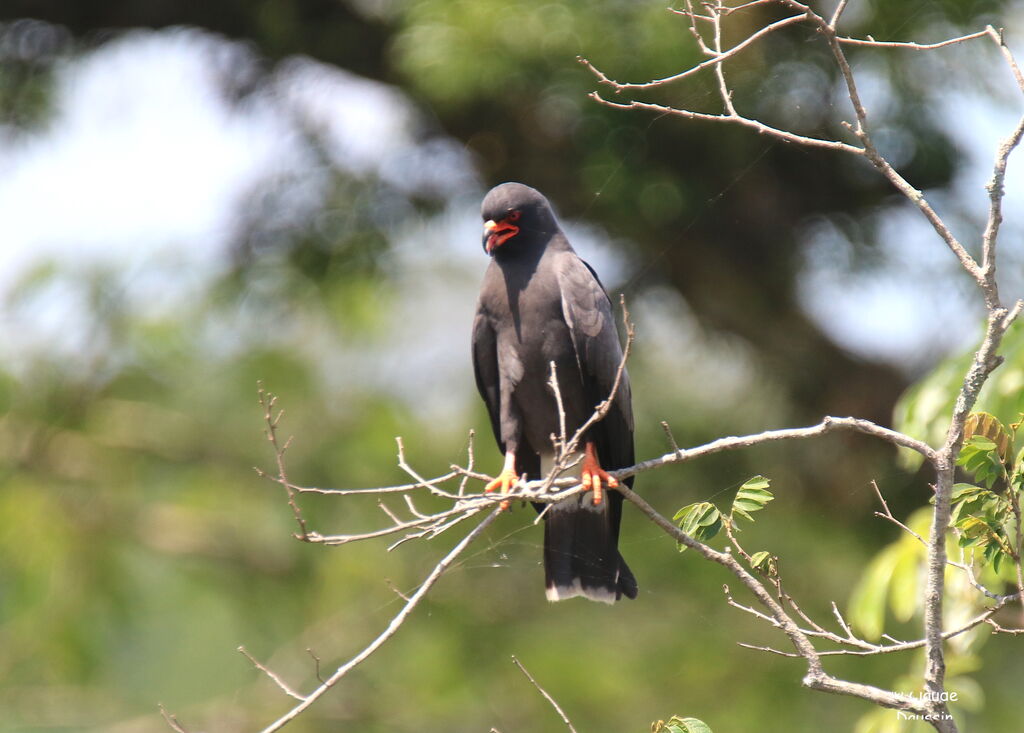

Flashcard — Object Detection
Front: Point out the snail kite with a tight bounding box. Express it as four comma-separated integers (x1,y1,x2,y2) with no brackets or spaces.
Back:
471,182,638,603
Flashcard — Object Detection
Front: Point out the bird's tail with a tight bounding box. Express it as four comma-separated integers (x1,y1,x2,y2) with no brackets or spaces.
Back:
543,494,637,604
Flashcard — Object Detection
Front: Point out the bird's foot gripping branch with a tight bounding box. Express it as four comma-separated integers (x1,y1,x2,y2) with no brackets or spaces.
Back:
483,449,519,511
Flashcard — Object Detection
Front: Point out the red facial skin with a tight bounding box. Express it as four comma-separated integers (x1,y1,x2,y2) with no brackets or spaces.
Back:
483,210,521,253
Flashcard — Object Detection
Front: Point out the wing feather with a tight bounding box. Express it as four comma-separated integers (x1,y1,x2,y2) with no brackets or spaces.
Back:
471,306,503,451
556,253,635,454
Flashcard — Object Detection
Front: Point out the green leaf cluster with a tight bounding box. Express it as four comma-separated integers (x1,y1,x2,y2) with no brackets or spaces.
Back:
895,321,1024,468
673,501,723,547
673,476,774,560
731,475,774,521
948,412,1023,574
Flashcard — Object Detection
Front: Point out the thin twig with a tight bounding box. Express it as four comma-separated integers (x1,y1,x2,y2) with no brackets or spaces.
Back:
307,648,325,684
459,429,476,496
239,646,306,701
158,704,189,733
577,12,805,92
710,0,738,116
987,25,1024,95
548,360,567,455
511,656,579,733
587,92,865,155
829,0,850,28
987,618,1024,634
660,421,685,459
724,585,1006,657
624,415,937,479
980,112,1024,307
258,386,309,540
837,30,989,50
831,601,855,640
289,472,461,496
872,480,927,545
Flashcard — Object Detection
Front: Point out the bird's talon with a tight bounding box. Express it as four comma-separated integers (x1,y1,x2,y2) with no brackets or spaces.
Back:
580,444,617,506
485,467,518,512
484,473,515,494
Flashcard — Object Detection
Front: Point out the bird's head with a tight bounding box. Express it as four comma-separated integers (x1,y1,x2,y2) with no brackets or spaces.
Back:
481,182,558,256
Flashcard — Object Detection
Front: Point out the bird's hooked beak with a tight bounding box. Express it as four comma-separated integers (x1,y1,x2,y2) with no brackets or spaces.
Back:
482,217,520,254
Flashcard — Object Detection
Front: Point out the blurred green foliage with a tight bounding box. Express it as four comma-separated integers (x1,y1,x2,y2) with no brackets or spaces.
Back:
896,322,1024,463
848,510,995,733
845,328,1024,733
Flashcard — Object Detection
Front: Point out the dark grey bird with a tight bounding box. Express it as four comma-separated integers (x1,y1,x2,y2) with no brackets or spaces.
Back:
471,182,638,603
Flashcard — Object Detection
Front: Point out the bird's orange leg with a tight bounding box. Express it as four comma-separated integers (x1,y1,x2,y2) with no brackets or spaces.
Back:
581,441,618,506
485,450,518,511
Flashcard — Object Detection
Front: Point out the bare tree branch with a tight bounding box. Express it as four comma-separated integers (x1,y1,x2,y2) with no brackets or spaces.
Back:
615,482,932,717
836,30,989,50
256,508,502,733
585,92,866,154
577,11,806,93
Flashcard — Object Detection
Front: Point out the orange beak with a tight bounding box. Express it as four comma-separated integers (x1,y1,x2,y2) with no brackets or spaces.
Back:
483,218,520,254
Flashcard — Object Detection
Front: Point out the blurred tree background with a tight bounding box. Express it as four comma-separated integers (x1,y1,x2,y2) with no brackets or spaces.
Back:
1,0,1023,731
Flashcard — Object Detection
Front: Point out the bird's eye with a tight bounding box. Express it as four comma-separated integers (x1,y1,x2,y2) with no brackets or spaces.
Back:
507,210,521,222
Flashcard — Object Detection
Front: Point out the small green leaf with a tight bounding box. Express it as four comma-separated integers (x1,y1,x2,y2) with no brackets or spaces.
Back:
951,483,985,501
749,550,777,577
950,484,1004,526
965,435,997,452
983,541,1006,572
678,718,713,733
964,412,1012,461
739,475,770,492
955,516,996,551
674,502,722,552
731,476,774,522
957,435,1008,488
655,717,713,733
